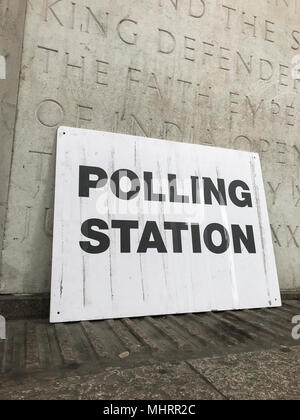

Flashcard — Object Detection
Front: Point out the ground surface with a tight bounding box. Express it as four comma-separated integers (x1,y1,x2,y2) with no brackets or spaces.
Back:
0,300,300,400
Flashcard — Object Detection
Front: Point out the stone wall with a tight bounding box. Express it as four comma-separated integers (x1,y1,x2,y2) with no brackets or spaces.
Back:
0,0,300,294
0,0,27,285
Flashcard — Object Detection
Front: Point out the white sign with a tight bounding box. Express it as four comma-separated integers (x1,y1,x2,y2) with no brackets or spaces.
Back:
50,127,281,323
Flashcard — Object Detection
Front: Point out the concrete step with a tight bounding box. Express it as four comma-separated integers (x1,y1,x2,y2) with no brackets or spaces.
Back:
0,300,299,382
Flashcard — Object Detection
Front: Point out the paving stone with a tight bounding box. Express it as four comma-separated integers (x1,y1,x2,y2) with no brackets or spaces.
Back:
189,346,300,400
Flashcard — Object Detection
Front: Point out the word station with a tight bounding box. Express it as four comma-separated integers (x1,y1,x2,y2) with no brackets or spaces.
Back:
79,166,256,255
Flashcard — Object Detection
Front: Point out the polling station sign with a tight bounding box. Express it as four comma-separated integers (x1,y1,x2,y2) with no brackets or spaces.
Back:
50,127,281,323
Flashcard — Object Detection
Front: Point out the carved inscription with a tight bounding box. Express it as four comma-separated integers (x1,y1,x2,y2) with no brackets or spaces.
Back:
2,0,300,294
271,224,300,248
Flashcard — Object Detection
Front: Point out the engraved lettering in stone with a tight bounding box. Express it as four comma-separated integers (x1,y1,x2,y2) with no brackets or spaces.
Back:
112,112,154,138
287,225,299,248
36,99,64,128
271,224,282,247
117,19,138,45
260,58,274,81
29,151,53,193
232,135,252,152
202,128,215,146
265,20,275,43
202,41,214,59
112,112,123,133
292,55,300,80
296,189,300,207
293,145,300,163
96,60,109,86
144,73,162,99
275,0,292,9
196,84,210,107
37,46,58,73
184,36,196,62
177,79,192,103
84,7,108,36
44,0,63,26
71,2,76,29
229,92,240,128
236,52,253,74
189,0,205,19
219,47,231,71
29,151,52,155
292,179,300,207
271,99,281,115
158,29,176,54
246,96,265,126
127,67,141,90
293,77,300,91
160,0,178,10
279,64,289,86
65,53,85,81
273,0,300,13
291,30,300,50
259,138,270,154
286,101,295,126
223,11,277,42
163,121,182,140
267,182,281,205
77,105,93,127
130,114,152,137
276,142,287,164
159,0,205,17
242,12,257,38
222,4,237,29
166,76,173,98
